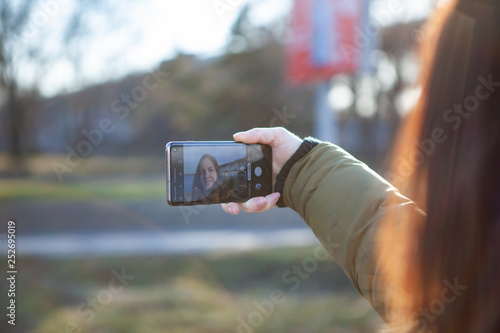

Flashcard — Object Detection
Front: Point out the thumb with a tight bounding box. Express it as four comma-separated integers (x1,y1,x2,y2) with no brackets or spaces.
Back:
234,128,275,145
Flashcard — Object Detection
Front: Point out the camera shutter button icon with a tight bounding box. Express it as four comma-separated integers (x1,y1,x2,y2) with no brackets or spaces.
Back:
254,166,262,177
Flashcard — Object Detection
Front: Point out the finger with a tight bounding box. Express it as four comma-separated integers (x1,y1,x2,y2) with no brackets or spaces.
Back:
237,197,267,213
234,128,276,145
221,202,240,215
239,192,280,213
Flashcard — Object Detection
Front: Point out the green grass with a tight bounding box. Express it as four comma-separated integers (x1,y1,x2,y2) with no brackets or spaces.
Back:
4,248,387,333
0,176,165,201
0,154,165,175
0,154,167,201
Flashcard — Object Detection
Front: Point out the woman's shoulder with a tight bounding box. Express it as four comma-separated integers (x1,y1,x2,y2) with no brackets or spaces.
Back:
192,187,205,201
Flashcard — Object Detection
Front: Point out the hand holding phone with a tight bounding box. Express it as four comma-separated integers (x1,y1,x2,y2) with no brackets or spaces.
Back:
166,141,273,205
221,127,302,214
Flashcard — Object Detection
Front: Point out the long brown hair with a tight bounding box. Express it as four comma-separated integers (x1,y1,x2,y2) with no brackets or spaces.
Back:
380,0,500,331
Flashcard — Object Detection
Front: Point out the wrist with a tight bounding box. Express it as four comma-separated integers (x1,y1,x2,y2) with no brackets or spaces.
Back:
274,137,322,207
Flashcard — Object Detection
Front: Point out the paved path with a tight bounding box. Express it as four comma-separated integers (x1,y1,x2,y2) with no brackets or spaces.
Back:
12,229,319,257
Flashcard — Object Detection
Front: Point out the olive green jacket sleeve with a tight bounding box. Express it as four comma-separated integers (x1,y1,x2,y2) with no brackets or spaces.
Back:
282,142,423,324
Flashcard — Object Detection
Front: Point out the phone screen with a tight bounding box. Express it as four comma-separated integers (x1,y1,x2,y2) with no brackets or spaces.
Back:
167,142,272,205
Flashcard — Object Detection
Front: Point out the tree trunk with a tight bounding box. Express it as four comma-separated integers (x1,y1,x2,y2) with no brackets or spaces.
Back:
5,84,27,175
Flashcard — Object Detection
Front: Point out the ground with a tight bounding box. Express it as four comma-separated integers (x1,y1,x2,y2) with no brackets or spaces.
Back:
0,156,386,332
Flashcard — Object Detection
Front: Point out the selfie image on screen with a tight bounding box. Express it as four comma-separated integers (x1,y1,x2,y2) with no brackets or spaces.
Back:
183,145,248,203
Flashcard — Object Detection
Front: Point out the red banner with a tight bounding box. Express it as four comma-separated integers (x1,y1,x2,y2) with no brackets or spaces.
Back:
286,0,363,84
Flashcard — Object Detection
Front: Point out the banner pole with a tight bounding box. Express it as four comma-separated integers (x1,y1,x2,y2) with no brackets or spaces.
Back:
314,80,337,144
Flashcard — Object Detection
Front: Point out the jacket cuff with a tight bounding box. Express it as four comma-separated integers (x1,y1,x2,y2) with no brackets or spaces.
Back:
275,137,322,207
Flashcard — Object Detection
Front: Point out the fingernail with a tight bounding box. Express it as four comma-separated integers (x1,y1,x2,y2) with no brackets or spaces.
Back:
228,206,238,215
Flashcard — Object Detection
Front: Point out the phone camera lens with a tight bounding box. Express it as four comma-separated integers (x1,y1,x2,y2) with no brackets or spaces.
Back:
254,166,262,177
255,183,262,191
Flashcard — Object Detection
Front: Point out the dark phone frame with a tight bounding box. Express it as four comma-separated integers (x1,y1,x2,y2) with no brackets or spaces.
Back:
166,141,272,206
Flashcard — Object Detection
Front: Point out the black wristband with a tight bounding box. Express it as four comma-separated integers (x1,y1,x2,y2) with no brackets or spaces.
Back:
275,137,322,207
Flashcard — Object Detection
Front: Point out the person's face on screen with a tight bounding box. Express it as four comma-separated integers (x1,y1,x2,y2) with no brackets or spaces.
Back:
200,158,217,191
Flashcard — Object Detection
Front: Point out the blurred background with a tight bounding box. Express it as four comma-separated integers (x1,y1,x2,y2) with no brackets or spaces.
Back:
0,0,434,332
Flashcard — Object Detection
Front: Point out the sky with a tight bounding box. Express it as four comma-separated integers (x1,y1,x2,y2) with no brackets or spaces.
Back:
17,0,434,97
25,0,292,96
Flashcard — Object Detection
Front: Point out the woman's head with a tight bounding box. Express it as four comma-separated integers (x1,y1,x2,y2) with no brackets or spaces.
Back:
193,154,220,193
381,0,500,330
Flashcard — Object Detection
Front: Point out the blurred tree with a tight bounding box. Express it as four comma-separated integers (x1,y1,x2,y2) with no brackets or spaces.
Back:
122,3,315,149
0,0,116,173
0,1,38,171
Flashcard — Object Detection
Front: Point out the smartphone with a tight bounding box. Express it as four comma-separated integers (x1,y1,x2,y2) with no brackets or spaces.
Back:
166,141,272,206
